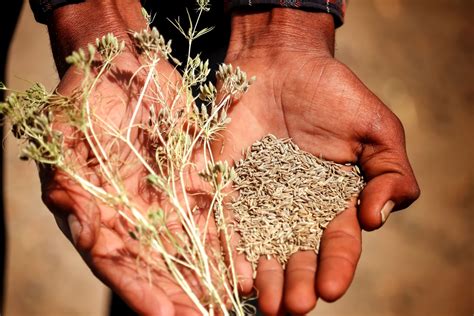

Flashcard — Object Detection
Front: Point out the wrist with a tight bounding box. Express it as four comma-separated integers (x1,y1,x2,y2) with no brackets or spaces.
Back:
226,8,335,62
47,0,144,76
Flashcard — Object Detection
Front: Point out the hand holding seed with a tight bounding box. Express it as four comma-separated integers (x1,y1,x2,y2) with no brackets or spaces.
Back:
2,2,421,315
217,9,421,315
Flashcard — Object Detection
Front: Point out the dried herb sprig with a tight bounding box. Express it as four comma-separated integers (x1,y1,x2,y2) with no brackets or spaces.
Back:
1,3,255,315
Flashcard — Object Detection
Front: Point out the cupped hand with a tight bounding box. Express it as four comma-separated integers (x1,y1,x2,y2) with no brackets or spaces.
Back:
216,9,420,315
40,50,224,315
41,1,243,314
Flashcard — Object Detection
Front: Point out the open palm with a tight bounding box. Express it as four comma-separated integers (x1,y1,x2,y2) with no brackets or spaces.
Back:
217,53,420,315
40,53,223,316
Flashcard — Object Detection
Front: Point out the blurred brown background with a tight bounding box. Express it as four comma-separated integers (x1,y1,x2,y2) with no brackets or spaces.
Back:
3,0,473,315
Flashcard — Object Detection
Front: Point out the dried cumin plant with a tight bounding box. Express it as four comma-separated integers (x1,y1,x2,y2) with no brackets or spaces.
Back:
232,135,365,275
0,2,256,315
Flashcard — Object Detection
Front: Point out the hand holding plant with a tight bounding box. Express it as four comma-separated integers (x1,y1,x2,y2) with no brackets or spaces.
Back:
1,3,421,315
41,45,219,316
2,3,257,314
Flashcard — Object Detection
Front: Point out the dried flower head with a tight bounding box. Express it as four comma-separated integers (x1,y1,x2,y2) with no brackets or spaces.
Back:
0,3,257,314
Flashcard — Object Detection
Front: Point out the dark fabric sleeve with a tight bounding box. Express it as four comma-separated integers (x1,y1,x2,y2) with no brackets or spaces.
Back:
225,0,346,27
29,0,85,24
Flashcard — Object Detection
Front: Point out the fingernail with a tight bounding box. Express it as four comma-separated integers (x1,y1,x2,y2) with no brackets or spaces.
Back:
67,214,82,245
380,200,395,223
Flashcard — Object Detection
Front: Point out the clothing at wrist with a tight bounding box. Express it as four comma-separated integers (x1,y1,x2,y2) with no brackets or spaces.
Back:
29,0,85,24
226,0,346,28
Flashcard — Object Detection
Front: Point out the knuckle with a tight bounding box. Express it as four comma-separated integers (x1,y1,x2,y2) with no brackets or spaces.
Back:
368,103,406,142
396,174,421,209
404,179,421,201
41,183,73,217
41,187,58,210
40,169,63,206
388,111,405,131
384,111,406,140
322,230,361,248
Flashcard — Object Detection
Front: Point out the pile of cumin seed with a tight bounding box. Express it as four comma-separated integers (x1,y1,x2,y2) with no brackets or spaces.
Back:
231,135,365,275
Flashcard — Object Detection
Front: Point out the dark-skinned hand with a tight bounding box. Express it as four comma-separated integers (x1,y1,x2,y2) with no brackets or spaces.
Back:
212,9,420,315
42,2,226,315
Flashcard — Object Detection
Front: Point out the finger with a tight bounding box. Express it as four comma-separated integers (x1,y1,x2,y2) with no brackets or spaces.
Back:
114,212,206,316
90,227,179,316
222,230,254,295
233,252,254,294
316,207,361,302
358,109,420,231
215,214,255,295
188,198,241,308
283,251,318,314
40,171,101,252
202,182,253,295
255,257,284,316
220,196,254,295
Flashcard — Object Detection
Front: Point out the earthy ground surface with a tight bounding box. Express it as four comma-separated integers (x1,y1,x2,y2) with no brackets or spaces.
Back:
3,0,473,315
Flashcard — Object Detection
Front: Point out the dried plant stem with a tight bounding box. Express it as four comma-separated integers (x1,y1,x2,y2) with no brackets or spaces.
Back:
126,59,158,142
0,3,280,315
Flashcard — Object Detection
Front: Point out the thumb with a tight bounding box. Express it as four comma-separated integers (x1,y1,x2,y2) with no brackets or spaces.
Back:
358,171,420,231
357,115,420,231
40,168,100,251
